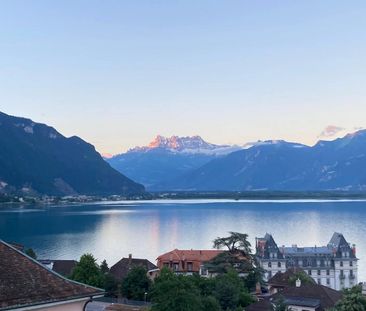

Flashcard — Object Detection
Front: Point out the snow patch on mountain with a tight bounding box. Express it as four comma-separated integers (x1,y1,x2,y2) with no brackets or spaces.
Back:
128,135,242,155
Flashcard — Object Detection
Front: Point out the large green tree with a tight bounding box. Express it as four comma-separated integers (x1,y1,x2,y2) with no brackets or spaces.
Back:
331,285,366,311
150,268,204,311
121,266,152,301
70,253,104,288
213,269,254,310
206,232,263,286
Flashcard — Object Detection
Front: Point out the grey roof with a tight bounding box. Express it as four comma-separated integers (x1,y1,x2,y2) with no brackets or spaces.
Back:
285,297,320,307
284,246,332,255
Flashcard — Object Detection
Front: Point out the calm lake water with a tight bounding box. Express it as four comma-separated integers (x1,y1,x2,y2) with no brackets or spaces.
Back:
1,199,366,281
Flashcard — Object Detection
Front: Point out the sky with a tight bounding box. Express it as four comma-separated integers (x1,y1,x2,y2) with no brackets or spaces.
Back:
1,1,365,154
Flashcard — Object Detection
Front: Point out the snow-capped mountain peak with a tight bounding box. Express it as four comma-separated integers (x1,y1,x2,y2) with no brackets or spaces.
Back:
128,135,241,155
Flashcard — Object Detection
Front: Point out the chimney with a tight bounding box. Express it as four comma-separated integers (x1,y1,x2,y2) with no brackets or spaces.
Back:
296,278,301,288
128,254,132,266
352,244,356,256
255,282,262,295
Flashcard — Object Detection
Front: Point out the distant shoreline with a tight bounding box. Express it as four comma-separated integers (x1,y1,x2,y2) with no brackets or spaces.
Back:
2,190,366,205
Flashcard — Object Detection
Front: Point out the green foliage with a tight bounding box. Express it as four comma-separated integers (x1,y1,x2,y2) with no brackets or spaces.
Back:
25,248,37,259
331,285,366,311
150,268,254,311
151,268,203,311
201,296,221,311
206,232,260,281
121,266,152,301
100,259,109,274
70,253,104,288
104,273,119,296
213,269,255,310
288,271,315,286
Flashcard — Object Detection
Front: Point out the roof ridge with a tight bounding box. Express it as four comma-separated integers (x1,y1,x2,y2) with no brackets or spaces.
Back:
0,240,104,294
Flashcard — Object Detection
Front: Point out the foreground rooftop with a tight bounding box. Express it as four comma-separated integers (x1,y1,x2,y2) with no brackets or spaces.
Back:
0,240,104,310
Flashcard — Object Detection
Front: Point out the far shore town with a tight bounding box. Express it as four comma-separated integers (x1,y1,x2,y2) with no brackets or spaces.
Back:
1,232,366,311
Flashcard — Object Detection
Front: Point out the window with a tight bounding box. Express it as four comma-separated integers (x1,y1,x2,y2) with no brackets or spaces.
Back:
340,261,343,267
163,262,169,268
268,271,272,279
268,262,272,268
340,270,344,277
350,261,353,267
326,270,330,276
173,263,179,271
327,278,330,285
308,270,312,275
317,270,321,276
350,270,353,276
187,262,193,271
317,279,321,285
278,262,281,268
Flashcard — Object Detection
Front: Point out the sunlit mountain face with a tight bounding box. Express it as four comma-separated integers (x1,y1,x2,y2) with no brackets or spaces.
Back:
107,131,366,192
106,135,242,189
128,135,242,155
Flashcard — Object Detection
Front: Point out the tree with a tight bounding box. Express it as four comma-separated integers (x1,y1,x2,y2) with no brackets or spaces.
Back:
150,268,204,311
100,259,109,274
121,266,152,301
213,269,255,310
103,273,119,296
206,232,257,276
70,253,104,288
331,285,366,311
25,248,37,259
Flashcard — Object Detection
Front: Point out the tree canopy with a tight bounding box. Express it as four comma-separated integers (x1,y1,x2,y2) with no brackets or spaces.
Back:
150,267,254,311
70,253,104,288
331,285,366,311
121,266,152,301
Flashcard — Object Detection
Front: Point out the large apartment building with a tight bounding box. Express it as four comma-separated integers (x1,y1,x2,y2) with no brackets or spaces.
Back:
256,232,357,291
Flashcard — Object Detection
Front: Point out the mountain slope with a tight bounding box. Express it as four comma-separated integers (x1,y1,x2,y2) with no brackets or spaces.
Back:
159,133,366,191
107,135,241,189
0,112,144,196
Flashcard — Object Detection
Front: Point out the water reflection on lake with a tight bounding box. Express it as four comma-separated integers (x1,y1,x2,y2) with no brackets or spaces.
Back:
1,199,366,280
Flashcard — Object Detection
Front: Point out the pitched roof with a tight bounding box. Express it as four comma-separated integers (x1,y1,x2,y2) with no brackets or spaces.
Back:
39,259,78,277
0,240,104,310
246,283,342,311
157,249,223,262
273,284,342,310
268,267,309,287
110,257,157,280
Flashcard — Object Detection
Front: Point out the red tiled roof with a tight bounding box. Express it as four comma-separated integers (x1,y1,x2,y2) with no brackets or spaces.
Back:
157,249,223,262
0,241,104,310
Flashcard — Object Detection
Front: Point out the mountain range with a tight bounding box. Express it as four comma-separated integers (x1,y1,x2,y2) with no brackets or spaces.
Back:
108,133,366,192
0,112,144,196
107,135,241,188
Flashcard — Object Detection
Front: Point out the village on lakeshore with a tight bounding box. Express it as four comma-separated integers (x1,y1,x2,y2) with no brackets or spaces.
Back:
1,232,366,311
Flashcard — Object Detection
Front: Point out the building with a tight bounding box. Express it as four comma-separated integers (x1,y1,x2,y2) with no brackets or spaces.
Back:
39,259,78,277
110,254,158,281
256,232,358,290
0,240,104,311
267,267,306,295
156,249,223,276
246,278,342,311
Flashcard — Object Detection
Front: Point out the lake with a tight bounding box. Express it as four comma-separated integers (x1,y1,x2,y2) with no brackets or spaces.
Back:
1,199,366,281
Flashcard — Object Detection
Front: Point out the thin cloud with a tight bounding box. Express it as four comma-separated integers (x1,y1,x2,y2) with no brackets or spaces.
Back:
318,125,345,138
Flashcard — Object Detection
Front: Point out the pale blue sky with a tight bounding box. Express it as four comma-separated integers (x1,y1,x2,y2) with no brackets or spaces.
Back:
1,1,365,154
